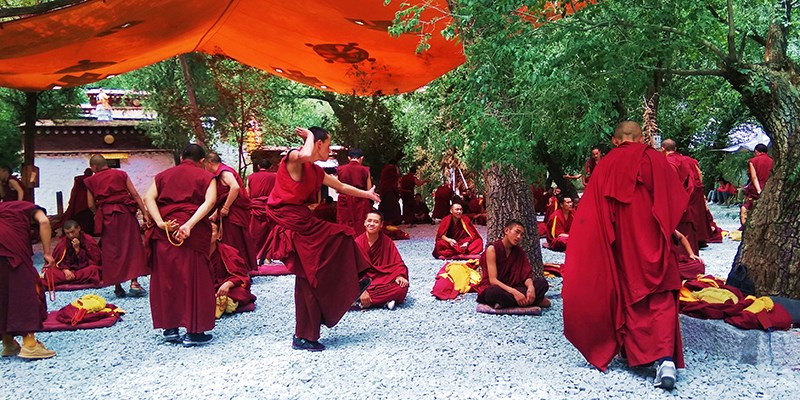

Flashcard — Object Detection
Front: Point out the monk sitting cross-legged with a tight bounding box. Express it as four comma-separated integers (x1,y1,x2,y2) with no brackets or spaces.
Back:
476,220,550,309
354,210,409,310
45,219,101,286
432,203,484,259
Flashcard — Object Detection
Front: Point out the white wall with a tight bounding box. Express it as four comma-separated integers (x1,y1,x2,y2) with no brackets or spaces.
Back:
35,152,175,214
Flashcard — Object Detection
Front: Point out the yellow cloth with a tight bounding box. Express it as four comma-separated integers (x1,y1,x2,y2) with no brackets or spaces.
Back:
215,295,240,318
443,262,482,294
692,288,739,304
743,296,774,314
72,294,125,314
729,230,742,241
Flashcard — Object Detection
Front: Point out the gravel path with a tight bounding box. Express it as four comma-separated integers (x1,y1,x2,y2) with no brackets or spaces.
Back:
1,204,798,399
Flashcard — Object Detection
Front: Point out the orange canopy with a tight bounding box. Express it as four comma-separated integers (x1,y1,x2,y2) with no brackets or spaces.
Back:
0,0,464,95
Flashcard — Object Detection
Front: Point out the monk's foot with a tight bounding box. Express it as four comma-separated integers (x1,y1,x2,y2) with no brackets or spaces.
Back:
182,332,213,347
114,285,126,298
537,298,552,308
128,281,147,298
653,359,677,390
292,336,325,352
1,339,20,357
163,328,181,344
18,341,56,360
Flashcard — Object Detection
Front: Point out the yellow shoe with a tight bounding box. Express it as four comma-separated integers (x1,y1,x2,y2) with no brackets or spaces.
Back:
1,340,21,357
18,341,56,360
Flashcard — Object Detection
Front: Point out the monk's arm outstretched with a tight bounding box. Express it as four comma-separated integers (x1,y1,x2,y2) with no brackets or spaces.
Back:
323,174,380,202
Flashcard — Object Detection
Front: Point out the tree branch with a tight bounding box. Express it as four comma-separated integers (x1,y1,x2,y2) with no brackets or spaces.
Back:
705,1,728,24
727,0,736,61
653,68,727,77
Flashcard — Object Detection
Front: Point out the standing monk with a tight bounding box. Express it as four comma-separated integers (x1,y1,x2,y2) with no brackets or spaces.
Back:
378,164,402,225
661,140,700,254
432,203,484,259
0,166,24,202
354,210,409,310
581,147,603,187
56,168,94,234
431,181,454,220
399,167,427,226
266,127,378,351
0,201,56,359
563,121,688,390
144,144,217,347
247,158,277,265
740,143,773,229
84,155,150,298
544,196,573,252
45,220,101,286
204,152,256,272
336,149,372,235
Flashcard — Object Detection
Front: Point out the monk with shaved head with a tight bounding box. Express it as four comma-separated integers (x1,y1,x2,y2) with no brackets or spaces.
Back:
45,219,101,286
564,121,689,390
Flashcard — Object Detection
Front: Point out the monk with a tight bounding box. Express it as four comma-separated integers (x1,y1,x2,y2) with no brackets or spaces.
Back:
266,127,378,351
581,147,603,187
563,121,688,390
378,164,402,225
45,220,101,286
205,152,256,272
0,166,24,202
672,230,705,281
413,193,433,224
247,158,277,265
740,143,773,229
0,201,56,359
144,144,217,347
463,189,487,225
312,195,337,223
662,140,700,254
354,210,409,310
84,154,150,298
399,167,427,226
545,196,573,252
543,186,561,224
476,220,550,309
432,203,484,259
336,149,372,235
56,168,95,234
210,222,256,317
431,182,453,220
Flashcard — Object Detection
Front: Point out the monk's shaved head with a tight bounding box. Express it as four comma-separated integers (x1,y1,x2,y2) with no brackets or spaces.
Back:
181,144,206,162
206,152,222,164
89,154,108,168
63,219,80,230
614,121,643,140
662,139,677,152
504,219,524,230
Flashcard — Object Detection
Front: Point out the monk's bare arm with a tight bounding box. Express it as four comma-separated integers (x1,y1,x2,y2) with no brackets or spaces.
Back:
749,162,761,193
674,230,700,260
323,174,380,202
185,180,217,232
143,180,167,228
219,171,239,215
9,178,24,200
125,176,150,222
366,174,372,191
34,210,54,267
87,190,96,212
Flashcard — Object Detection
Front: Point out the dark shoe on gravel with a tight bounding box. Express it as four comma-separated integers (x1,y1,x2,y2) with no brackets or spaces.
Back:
182,332,213,347
292,336,325,352
163,328,181,344
114,287,127,298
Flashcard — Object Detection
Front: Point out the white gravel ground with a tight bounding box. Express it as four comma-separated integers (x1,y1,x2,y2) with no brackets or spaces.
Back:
2,203,798,399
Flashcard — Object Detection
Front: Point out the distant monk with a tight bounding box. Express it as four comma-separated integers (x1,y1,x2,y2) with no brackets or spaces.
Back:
432,203,484,259
205,152,256,272
431,182,454,220
45,220,101,286
662,139,700,254
337,149,372,235
740,143,773,229
144,144,217,347
266,127,378,351
247,158,277,265
463,189,487,225
476,220,550,309
312,196,337,223
413,193,433,224
543,186,561,224
210,222,256,317
354,210,409,310
0,166,24,202
57,168,95,234
399,167,427,226
563,121,688,390
378,163,402,225
0,201,56,359
84,154,150,298
581,147,603,187
545,196,573,252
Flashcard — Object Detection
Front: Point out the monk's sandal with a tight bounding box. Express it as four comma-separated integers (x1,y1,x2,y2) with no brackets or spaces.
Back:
654,360,677,390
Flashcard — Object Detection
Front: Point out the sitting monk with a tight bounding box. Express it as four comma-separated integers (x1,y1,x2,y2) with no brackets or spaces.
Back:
210,222,256,317
476,220,550,309
672,230,705,281
545,196,574,252
354,210,409,310
45,220,101,286
432,203,484,259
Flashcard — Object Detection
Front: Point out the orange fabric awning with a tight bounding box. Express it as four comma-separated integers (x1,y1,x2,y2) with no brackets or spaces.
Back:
0,0,464,95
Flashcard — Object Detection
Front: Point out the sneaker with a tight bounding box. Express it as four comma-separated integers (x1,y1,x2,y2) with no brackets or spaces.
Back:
653,360,677,390
163,328,181,344
18,341,56,360
386,300,396,310
182,332,214,347
292,336,325,352
1,340,21,357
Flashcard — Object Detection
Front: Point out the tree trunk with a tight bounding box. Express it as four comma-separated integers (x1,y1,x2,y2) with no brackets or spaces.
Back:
727,65,800,298
178,54,208,146
534,142,580,201
23,91,38,202
486,163,543,278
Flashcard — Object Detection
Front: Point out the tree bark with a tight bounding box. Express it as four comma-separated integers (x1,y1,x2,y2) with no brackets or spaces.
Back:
486,163,543,278
178,54,208,146
534,142,580,201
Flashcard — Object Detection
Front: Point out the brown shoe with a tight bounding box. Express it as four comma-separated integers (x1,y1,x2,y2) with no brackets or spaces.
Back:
18,341,56,360
1,340,20,357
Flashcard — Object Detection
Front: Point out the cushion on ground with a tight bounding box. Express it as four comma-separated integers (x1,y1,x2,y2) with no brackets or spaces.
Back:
476,303,542,315
40,311,120,332
250,263,291,276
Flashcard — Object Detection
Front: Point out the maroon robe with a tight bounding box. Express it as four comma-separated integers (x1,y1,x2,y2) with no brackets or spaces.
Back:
312,202,337,223
147,160,215,333
665,153,698,254
266,154,371,341
432,184,453,219
545,209,573,252
684,156,712,244
83,168,149,285
563,142,688,371
55,173,95,234
670,234,705,281
475,240,548,308
211,242,256,310
543,195,559,224
337,161,371,235
47,232,101,285
399,173,418,225
378,164,402,225
432,215,484,259
248,169,277,261
750,153,773,192
0,176,24,202
213,163,256,271
355,232,409,307
0,202,47,335
583,157,598,184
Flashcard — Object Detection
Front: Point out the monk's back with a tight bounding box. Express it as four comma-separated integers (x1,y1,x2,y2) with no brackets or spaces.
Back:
84,168,128,201
338,162,369,190
155,161,213,208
